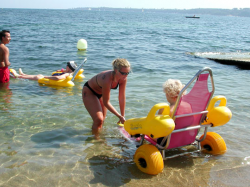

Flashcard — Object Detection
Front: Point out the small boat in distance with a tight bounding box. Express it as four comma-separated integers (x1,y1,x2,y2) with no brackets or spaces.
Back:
186,15,200,18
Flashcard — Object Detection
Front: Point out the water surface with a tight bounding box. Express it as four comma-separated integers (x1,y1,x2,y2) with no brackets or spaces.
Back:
0,9,250,186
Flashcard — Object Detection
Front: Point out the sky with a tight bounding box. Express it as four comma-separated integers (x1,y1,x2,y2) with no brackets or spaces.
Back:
1,0,250,10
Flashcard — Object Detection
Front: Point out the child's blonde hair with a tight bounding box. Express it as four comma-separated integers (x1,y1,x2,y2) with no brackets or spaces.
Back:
163,79,185,98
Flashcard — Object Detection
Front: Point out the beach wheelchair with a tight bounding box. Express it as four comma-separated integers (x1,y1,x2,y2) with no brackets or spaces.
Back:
123,67,232,175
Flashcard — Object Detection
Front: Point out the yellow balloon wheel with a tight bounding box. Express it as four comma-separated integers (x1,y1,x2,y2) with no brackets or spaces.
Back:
200,132,227,155
134,144,163,175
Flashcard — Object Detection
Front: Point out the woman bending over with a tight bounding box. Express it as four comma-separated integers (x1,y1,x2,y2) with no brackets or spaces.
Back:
82,58,131,135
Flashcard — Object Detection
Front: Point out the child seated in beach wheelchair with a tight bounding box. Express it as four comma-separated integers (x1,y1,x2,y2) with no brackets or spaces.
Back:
123,67,232,175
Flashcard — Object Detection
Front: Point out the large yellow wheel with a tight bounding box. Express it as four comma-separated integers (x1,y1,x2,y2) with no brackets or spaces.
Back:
200,132,227,155
134,144,163,175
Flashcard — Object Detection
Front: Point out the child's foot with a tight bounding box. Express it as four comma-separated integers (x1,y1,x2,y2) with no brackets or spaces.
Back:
19,68,25,75
10,69,19,78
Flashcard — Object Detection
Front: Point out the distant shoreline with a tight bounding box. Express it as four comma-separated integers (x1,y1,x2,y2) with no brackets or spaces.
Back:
71,7,250,17
2,7,250,17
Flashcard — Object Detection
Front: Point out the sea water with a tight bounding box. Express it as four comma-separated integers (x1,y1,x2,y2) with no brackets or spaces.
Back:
0,9,250,186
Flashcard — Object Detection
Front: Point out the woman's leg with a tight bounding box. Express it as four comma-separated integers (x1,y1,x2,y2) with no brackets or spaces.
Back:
19,68,25,75
82,86,104,136
17,74,44,80
10,69,43,80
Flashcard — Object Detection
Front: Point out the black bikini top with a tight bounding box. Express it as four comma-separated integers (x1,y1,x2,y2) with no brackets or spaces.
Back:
96,75,119,89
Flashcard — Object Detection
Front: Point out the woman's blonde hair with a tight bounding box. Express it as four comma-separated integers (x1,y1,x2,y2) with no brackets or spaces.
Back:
163,79,185,98
112,58,130,70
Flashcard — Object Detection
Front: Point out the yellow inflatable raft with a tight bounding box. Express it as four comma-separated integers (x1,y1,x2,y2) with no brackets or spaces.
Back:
38,75,74,87
74,69,85,79
38,67,85,87
51,69,84,79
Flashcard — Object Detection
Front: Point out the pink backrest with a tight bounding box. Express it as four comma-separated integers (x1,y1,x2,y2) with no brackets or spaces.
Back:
167,73,212,149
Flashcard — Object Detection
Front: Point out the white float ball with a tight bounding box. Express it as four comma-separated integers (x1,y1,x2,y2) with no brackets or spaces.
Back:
77,39,88,51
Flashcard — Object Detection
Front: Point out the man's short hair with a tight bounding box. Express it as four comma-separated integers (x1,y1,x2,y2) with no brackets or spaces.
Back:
0,30,10,41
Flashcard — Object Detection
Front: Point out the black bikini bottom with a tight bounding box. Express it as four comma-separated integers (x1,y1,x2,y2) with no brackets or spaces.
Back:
84,81,102,99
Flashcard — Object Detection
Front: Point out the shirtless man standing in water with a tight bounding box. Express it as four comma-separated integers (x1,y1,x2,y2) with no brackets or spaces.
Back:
0,30,11,83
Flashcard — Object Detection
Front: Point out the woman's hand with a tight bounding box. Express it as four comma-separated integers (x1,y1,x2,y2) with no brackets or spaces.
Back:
56,68,64,72
118,116,126,124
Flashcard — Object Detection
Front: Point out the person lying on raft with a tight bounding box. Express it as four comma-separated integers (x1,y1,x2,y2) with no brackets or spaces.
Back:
82,58,131,136
11,61,77,81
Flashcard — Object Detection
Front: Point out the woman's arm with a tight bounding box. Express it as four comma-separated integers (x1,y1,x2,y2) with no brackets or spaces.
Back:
102,77,125,123
118,79,127,117
158,108,164,115
56,68,65,72
44,73,70,80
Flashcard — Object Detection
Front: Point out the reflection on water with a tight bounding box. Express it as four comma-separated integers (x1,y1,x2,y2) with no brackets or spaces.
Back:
77,50,88,57
88,155,134,186
38,83,75,95
31,127,91,148
0,82,13,112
